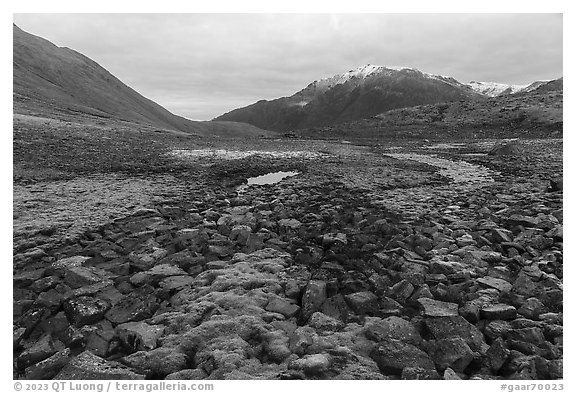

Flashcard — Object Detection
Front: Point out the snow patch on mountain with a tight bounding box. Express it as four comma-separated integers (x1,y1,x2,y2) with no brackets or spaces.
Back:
467,81,529,97
310,64,464,91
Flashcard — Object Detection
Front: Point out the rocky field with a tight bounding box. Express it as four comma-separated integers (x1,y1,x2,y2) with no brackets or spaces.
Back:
13,117,563,380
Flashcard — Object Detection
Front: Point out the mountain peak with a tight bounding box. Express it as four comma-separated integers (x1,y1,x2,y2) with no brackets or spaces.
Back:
216,64,479,131
309,64,415,90
322,64,416,82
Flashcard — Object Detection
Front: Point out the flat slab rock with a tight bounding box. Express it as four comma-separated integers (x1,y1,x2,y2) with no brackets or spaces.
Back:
417,298,459,317
51,256,91,269
129,264,188,286
477,277,513,292
481,304,517,320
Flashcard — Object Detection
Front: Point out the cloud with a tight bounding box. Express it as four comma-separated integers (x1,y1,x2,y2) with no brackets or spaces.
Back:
13,13,562,120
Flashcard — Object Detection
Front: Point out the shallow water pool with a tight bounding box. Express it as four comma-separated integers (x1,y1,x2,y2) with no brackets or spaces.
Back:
237,171,300,193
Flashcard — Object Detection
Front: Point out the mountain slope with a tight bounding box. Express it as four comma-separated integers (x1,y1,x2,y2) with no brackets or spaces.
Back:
214,64,484,131
291,81,563,140
531,78,563,93
13,24,273,137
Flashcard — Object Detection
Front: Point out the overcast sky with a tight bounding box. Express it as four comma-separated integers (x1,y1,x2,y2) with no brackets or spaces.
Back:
13,13,563,120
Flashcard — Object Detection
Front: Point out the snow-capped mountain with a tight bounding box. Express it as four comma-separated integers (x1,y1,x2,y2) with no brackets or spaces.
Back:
215,64,480,131
310,64,465,95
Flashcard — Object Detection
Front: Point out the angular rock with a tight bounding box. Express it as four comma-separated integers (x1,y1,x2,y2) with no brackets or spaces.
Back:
518,298,546,320
116,321,165,351
81,320,117,358
486,337,509,372
428,337,474,372
64,266,112,289
389,279,415,303
548,359,563,379
34,289,66,311
364,316,422,345
265,298,300,318
507,327,546,346
370,338,435,375
379,296,404,316
512,272,538,297
459,290,499,323
29,276,60,293
17,334,63,369
424,316,487,352
24,348,70,380
63,296,110,327
301,280,327,321
308,312,345,332
121,347,189,376
430,260,465,275
60,325,85,348
289,354,332,376
14,326,26,348
320,294,349,322
507,214,539,228
95,286,125,306
105,290,159,325
14,269,46,287
344,291,379,315
175,228,209,252
55,350,144,379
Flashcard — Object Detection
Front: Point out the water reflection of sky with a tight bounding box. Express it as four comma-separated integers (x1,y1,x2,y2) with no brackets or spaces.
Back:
247,171,299,185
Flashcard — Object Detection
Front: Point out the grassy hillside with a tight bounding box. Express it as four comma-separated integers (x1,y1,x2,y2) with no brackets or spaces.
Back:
13,24,274,138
